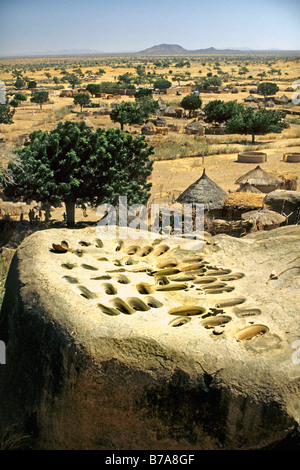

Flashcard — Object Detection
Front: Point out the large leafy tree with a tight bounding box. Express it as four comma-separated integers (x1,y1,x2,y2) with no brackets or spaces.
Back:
3,121,154,226
226,107,285,143
30,91,49,110
203,100,244,124
73,92,91,112
153,78,172,90
86,83,102,97
180,94,202,117
257,82,279,97
110,102,144,131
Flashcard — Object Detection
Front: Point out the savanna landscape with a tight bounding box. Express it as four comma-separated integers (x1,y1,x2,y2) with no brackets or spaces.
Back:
0,45,300,451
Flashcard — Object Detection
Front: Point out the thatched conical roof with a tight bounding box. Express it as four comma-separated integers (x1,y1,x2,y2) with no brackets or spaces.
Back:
176,169,227,210
236,182,262,193
163,106,176,116
185,120,204,130
244,94,258,102
241,207,286,226
235,165,282,187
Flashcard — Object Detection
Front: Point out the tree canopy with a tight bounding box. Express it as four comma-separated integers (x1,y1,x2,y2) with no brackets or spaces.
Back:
110,98,159,131
257,82,279,97
180,94,202,117
73,92,91,112
3,121,154,226
226,107,285,143
0,103,15,124
153,78,172,90
203,100,244,124
30,91,49,109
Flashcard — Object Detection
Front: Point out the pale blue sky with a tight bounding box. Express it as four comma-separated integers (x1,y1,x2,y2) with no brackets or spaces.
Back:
0,0,299,56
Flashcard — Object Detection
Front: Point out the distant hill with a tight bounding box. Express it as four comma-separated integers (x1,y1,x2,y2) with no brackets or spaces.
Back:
138,44,243,55
137,43,299,55
138,44,188,55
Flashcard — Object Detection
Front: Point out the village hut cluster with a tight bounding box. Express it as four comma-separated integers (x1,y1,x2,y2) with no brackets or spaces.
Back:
173,162,299,235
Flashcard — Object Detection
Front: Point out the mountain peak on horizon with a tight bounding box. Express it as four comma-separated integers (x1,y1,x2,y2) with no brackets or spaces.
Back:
138,44,188,55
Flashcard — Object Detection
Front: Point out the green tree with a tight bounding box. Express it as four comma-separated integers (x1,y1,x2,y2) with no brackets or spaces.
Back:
30,91,49,110
9,98,20,108
226,107,285,144
3,121,154,226
257,82,279,97
180,94,202,117
14,92,27,101
14,76,26,89
86,83,102,97
203,100,244,124
110,102,145,131
0,103,15,124
73,92,91,112
28,80,37,89
67,73,81,89
153,78,172,90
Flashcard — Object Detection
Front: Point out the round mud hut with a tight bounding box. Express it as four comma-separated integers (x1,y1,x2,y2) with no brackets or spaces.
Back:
176,169,227,217
185,120,205,136
235,165,282,193
141,121,157,135
283,153,300,163
241,207,286,231
237,151,267,163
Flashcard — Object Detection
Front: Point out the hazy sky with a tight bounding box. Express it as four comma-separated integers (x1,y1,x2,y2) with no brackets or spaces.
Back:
0,0,299,56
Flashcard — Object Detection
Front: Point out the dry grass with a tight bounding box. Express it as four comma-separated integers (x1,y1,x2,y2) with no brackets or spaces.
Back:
225,192,265,208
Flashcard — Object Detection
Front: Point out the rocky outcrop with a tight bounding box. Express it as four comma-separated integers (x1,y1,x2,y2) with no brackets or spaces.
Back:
0,226,299,450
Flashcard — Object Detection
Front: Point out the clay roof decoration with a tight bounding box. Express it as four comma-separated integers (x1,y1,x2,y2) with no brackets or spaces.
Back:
176,169,227,210
241,207,286,226
235,165,282,187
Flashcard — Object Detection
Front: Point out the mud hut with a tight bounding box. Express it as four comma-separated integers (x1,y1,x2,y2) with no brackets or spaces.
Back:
185,120,205,135
241,207,286,231
237,151,267,163
244,94,258,103
155,116,167,127
141,121,157,135
235,165,282,193
176,169,227,217
162,106,176,117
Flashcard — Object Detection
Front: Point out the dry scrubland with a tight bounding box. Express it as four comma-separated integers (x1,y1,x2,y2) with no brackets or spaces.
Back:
0,53,300,220
0,54,300,449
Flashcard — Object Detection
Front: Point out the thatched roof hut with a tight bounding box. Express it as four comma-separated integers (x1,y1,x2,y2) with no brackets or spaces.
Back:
265,100,275,107
157,97,167,110
241,207,286,230
235,165,282,193
176,169,227,212
236,182,262,193
141,121,157,135
162,106,176,117
155,116,167,127
231,87,238,94
84,119,94,129
185,120,205,135
244,94,258,103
